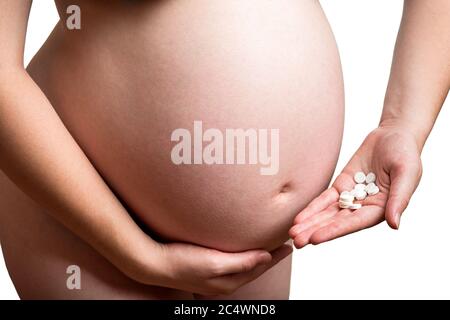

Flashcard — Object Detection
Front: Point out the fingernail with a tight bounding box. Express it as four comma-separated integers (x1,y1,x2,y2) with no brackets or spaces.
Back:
394,213,401,229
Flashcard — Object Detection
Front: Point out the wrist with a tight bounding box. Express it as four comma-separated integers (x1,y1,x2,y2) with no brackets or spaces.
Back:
379,110,431,152
116,230,169,286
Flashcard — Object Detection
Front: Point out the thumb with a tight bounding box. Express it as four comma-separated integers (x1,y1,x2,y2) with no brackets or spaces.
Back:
385,161,422,229
228,244,293,286
216,249,272,275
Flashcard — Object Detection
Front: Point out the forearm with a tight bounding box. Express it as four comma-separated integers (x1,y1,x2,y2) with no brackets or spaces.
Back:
0,69,161,280
380,0,450,149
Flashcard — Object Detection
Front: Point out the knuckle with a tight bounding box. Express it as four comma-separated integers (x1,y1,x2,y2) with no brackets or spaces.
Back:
400,197,410,210
289,225,301,238
293,215,302,225
417,160,424,178
240,259,256,273
391,196,410,213
409,159,422,172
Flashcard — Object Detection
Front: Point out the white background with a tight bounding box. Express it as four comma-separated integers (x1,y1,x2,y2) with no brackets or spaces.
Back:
1,0,449,299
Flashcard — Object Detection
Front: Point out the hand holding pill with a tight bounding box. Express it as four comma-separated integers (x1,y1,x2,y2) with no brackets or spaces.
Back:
289,126,423,249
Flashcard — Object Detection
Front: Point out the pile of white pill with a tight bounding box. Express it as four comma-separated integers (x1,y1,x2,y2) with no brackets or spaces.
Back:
339,171,380,210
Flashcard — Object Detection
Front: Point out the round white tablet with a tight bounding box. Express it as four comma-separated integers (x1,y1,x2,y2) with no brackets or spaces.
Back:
339,194,354,202
354,183,366,191
365,182,376,193
366,172,376,184
339,203,351,209
354,171,366,184
349,203,362,210
339,200,354,206
355,189,367,200
367,185,380,196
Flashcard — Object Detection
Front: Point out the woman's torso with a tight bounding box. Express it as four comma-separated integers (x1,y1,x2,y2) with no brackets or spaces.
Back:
26,0,344,252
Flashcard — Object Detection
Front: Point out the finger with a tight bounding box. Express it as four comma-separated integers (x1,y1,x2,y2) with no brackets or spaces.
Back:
215,244,293,290
293,208,353,248
291,188,339,228
289,203,340,239
211,249,272,276
309,205,385,245
385,161,422,229
333,170,360,191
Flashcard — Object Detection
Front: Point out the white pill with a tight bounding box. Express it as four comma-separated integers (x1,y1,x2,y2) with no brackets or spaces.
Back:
339,193,354,202
349,203,362,210
354,171,366,184
350,189,358,197
366,172,376,184
365,182,377,191
339,202,352,209
339,199,354,206
365,182,376,192
355,189,367,200
367,185,380,196
354,183,366,191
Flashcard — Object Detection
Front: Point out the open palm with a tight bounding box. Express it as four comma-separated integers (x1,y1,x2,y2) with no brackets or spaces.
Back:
289,126,423,249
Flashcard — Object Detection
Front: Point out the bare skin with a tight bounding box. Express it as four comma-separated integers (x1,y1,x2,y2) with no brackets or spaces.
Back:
2,0,447,300
0,0,343,299
290,0,450,248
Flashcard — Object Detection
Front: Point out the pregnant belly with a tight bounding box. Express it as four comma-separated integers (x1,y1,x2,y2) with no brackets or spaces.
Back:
28,0,344,252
